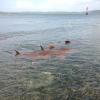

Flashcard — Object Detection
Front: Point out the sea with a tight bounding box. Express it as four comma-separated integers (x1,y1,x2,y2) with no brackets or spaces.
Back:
0,11,100,100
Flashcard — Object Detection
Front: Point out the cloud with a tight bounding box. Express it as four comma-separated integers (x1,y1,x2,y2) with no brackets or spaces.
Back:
16,0,46,11
0,0,16,11
16,0,33,11
43,0,100,11
40,0,77,11
0,0,100,12
15,0,87,11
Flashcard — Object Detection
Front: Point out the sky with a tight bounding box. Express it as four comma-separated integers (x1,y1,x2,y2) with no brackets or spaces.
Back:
0,0,100,12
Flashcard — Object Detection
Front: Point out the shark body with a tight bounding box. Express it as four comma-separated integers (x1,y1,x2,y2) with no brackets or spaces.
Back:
15,48,71,61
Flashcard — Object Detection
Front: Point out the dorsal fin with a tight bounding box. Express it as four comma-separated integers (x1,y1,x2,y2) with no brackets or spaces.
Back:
15,50,20,56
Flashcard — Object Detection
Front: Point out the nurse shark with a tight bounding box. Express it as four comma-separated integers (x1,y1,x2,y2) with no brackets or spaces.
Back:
15,47,71,61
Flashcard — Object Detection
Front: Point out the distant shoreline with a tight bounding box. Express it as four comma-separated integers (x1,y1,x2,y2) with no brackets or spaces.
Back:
0,10,100,14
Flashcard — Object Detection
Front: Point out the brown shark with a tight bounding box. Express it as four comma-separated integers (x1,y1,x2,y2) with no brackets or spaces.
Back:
15,47,71,61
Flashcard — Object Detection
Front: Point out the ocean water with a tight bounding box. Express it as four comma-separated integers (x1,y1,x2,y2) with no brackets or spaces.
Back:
0,12,100,99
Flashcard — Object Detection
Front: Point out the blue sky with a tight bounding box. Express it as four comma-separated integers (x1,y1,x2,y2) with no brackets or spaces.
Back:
0,0,100,12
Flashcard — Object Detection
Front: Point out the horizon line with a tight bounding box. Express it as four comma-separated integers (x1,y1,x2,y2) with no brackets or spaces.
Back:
0,9,99,13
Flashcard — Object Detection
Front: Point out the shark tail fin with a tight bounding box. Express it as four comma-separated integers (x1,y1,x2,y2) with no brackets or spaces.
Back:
40,45,44,51
15,50,20,56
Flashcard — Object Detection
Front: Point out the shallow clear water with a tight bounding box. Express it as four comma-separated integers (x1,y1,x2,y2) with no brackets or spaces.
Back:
0,12,100,100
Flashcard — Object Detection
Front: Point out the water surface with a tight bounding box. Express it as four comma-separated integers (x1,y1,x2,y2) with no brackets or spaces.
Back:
0,12,100,100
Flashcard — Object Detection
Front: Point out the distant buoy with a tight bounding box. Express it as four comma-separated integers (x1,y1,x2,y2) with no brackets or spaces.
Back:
86,7,88,15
